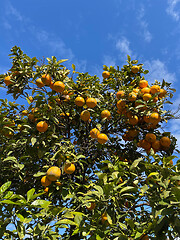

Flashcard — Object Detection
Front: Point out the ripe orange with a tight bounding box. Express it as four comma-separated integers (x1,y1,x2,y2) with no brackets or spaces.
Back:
53,81,65,93
36,78,45,88
153,96,158,102
64,163,75,174
41,74,52,86
140,87,150,94
139,139,151,150
28,114,35,122
131,65,140,74
49,81,54,90
127,129,139,138
101,212,108,224
152,140,161,151
41,176,52,187
117,100,126,109
97,133,108,144
128,92,137,101
86,202,96,210
129,115,138,125
75,96,85,107
145,133,156,143
133,88,140,94
140,234,149,240
139,80,148,89
149,112,160,124
116,90,125,99
160,136,171,148
90,128,100,139
46,166,61,181
150,85,160,94
159,89,167,98
4,76,13,86
143,115,150,123
86,98,97,108
36,121,48,132
80,110,90,121
143,93,152,101
101,110,111,119
102,71,110,79
44,187,49,193
122,133,133,141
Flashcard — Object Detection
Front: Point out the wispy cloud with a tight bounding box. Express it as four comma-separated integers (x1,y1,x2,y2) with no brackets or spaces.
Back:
137,5,152,43
144,59,176,84
102,55,116,67
166,0,180,21
115,37,134,59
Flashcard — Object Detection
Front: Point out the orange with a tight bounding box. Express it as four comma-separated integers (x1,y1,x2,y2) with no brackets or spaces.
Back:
116,90,125,99
133,88,140,94
140,87,150,94
145,133,156,143
46,166,61,181
49,81,54,90
53,81,65,93
64,163,75,174
129,115,138,125
102,71,110,79
90,128,100,139
97,133,108,144
127,129,139,138
41,176,52,187
36,121,48,132
80,110,90,121
128,92,137,101
131,65,140,74
41,74,52,86
150,85,160,94
28,114,35,122
122,133,133,141
86,202,96,210
36,78,44,88
149,112,160,124
4,76,13,86
140,234,149,240
139,80,148,89
159,89,167,98
117,100,126,109
143,93,152,101
143,115,150,123
153,96,158,102
138,139,151,150
101,212,108,224
160,136,171,148
75,96,85,107
44,187,49,193
152,140,161,151
101,110,111,119
86,98,97,108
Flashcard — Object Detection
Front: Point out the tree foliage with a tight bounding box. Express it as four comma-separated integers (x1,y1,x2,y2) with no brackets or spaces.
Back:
0,46,180,239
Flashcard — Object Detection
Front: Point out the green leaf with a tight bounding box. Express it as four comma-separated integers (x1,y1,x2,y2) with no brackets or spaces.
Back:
31,199,51,208
72,64,76,71
0,181,11,195
119,186,137,195
27,188,35,202
33,172,46,177
16,213,25,222
56,219,78,226
130,158,143,170
31,137,36,146
93,185,104,195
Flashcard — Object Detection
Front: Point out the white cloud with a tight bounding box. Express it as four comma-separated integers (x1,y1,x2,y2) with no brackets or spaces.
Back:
137,6,152,43
102,55,116,66
166,0,180,21
115,37,134,59
5,1,23,21
144,59,176,84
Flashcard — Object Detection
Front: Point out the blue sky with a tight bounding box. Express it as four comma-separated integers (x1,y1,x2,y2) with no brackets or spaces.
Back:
0,0,180,148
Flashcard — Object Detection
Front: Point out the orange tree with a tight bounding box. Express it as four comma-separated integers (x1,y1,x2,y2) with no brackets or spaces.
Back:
0,46,180,239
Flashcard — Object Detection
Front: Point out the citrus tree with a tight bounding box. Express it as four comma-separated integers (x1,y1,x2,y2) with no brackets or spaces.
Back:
0,46,180,240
